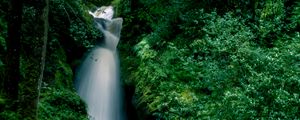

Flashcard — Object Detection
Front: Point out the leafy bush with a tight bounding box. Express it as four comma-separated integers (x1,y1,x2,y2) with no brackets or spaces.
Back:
38,88,88,120
0,94,20,120
0,110,20,120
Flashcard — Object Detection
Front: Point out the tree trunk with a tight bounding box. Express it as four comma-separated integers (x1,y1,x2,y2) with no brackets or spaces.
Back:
36,0,49,117
4,0,23,101
18,0,49,119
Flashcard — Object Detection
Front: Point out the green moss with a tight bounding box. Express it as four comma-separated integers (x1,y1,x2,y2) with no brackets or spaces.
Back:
54,60,73,89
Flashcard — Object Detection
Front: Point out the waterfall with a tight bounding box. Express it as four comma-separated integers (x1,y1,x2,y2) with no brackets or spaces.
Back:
75,16,124,120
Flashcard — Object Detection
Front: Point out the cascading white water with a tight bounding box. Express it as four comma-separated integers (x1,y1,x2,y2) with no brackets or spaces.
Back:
75,6,124,120
76,47,123,120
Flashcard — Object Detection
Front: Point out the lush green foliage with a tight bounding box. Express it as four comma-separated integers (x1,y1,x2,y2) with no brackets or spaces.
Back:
38,88,88,120
1,0,300,119
118,0,300,119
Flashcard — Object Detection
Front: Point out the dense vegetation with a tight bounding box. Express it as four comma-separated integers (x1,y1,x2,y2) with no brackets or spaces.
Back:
119,0,300,119
0,0,299,119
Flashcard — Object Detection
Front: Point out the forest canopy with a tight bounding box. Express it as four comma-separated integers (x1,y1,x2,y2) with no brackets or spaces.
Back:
0,0,300,119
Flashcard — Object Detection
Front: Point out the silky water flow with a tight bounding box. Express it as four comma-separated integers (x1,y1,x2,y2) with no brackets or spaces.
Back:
75,15,124,120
